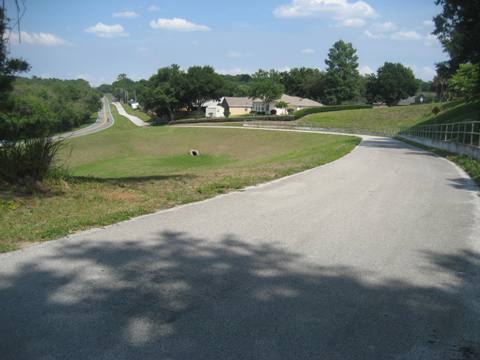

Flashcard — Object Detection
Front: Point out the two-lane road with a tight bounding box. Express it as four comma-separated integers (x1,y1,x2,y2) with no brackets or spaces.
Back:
1,133,479,359
55,96,114,140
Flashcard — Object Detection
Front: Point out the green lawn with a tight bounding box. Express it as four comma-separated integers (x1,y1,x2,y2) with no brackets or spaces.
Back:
0,105,360,252
297,103,439,131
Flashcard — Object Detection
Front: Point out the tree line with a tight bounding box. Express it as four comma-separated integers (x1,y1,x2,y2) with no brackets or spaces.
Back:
100,40,435,120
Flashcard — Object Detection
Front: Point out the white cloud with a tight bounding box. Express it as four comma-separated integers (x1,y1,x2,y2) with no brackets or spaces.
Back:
359,65,374,75
363,21,397,39
301,48,315,54
423,20,434,27
85,23,129,38
148,5,160,12
391,30,422,41
273,0,377,26
340,18,366,27
9,31,67,46
150,18,210,32
226,50,251,58
371,21,397,33
364,30,383,39
113,11,139,18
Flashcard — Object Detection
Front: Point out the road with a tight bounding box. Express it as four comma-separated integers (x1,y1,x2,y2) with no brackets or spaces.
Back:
112,101,150,127
55,97,114,140
1,133,479,359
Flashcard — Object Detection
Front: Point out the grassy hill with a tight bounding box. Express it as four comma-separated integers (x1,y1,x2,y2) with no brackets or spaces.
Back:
296,103,438,131
293,101,480,135
0,105,360,252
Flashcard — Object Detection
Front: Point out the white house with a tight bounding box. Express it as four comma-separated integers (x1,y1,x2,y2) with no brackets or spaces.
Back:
129,100,140,110
203,98,225,118
206,104,225,118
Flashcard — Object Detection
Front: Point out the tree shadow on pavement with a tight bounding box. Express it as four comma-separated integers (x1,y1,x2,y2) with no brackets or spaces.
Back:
0,232,479,360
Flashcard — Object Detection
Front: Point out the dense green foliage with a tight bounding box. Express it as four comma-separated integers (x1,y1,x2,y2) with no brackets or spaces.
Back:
448,63,479,100
0,77,101,140
433,0,480,74
366,63,418,106
324,40,361,104
280,68,326,101
0,7,29,105
129,65,226,120
293,104,373,119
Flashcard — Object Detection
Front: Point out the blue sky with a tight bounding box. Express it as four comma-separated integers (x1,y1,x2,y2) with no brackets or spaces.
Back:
6,0,447,85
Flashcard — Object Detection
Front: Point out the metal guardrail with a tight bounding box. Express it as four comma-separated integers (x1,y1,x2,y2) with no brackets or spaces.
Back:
398,120,480,148
247,120,480,149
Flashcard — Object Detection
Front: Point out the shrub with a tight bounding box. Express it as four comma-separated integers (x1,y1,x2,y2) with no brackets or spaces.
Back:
293,104,373,119
432,106,441,116
0,137,64,185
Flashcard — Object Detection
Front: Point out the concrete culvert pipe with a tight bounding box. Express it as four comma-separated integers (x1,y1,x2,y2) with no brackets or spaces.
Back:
190,149,200,156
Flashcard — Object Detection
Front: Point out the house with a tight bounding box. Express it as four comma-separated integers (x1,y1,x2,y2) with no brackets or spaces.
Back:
128,100,140,110
202,98,225,118
220,97,253,116
205,104,225,118
253,94,323,115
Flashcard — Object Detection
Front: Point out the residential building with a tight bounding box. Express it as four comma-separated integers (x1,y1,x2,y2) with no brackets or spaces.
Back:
253,94,323,115
220,97,253,116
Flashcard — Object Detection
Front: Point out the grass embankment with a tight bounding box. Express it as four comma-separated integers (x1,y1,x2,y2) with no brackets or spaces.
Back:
121,102,154,122
0,105,360,252
297,103,438,131
296,101,480,133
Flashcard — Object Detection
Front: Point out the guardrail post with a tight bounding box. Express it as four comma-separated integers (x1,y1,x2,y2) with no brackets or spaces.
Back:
471,123,475,146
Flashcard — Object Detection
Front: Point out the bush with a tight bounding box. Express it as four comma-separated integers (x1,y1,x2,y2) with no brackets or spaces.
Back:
432,106,441,116
170,114,295,125
0,137,64,185
293,104,373,119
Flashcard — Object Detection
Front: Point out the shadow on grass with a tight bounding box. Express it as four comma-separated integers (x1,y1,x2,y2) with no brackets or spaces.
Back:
0,174,198,200
0,231,479,359
69,173,197,185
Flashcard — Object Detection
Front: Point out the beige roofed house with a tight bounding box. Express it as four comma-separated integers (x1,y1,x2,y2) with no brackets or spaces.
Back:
220,97,253,116
279,94,323,110
252,94,323,115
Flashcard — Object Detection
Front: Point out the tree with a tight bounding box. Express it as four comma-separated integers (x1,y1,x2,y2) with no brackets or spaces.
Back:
249,70,284,112
365,63,418,106
448,63,479,100
185,66,225,109
433,0,480,74
280,67,326,101
324,40,360,104
139,65,187,121
0,7,29,107
275,100,289,114
111,74,136,103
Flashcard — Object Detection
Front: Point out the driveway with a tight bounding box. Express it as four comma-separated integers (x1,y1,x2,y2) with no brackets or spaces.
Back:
112,102,149,127
0,134,479,359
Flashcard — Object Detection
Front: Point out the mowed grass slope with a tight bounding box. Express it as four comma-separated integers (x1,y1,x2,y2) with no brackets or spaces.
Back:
297,103,438,131
121,102,154,122
0,105,360,251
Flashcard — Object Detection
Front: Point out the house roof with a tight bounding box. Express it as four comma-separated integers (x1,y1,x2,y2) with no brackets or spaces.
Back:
251,94,323,107
223,97,253,108
278,94,323,108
